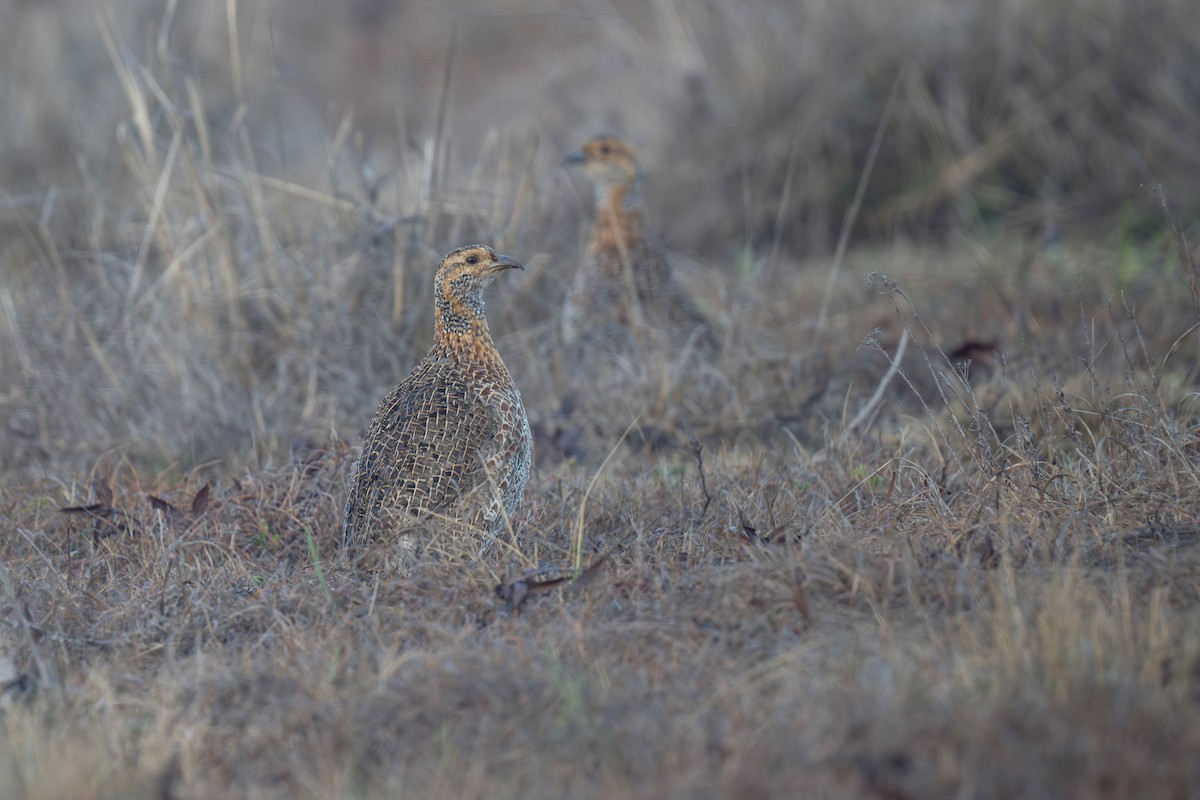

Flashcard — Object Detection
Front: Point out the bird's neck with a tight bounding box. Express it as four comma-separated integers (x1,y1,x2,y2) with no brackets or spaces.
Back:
591,182,646,254
434,297,501,361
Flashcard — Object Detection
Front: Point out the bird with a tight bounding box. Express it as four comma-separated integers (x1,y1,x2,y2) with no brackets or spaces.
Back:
561,135,716,359
342,244,533,561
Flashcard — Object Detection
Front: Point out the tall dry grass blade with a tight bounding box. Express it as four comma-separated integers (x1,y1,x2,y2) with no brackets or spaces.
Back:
95,11,157,176
254,175,356,212
226,0,244,102
879,66,1106,220
241,140,281,281
425,20,459,243
318,108,355,197
504,134,540,250
816,72,900,331
839,328,910,444
449,126,499,247
572,416,640,576
0,289,33,376
1158,320,1200,386
1149,183,1200,312
767,124,802,277
901,63,984,233
132,226,219,315
184,77,213,166
392,230,408,332
184,54,239,329
14,199,126,396
128,126,182,304
651,0,706,74
156,0,180,67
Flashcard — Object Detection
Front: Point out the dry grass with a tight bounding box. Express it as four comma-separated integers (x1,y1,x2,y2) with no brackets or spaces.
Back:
1,0,1200,797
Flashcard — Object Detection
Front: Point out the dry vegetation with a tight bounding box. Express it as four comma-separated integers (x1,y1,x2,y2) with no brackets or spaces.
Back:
2,0,1200,797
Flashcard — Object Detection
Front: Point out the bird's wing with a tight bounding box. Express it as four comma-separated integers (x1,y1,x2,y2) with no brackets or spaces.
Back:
343,357,499,540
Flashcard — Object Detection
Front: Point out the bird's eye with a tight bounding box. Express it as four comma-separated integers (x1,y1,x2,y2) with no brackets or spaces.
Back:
466,255,479,265
600,144,611,155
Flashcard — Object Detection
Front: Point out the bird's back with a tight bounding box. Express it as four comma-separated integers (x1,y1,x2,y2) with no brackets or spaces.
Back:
564,234,713,355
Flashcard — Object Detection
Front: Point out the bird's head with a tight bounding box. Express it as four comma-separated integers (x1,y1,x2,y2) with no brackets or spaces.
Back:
563,136,643,201
433,245,523,339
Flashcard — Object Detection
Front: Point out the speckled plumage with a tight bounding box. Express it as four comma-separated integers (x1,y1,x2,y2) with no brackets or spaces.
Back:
562,135,715,356
342,245,532,556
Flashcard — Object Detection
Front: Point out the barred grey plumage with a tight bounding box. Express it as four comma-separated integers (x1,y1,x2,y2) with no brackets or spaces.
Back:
343,245,532,558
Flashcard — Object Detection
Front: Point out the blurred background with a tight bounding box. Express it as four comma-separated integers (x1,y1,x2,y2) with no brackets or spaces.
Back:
2,0,1199,481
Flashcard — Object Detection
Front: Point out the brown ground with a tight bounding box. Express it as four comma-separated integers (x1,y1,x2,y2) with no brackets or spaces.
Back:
1,1,1199,798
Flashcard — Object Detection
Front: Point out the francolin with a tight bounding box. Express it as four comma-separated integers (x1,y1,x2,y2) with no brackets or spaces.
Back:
561,135,715,358
343,245,532,560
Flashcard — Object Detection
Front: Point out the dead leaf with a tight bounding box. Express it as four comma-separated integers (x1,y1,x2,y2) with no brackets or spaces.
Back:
59,503,133,541
149,495,180,519
496,553,610,613
190,483,210,516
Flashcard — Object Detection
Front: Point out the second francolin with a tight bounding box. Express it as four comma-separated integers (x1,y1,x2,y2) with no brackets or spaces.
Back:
561,135,715,358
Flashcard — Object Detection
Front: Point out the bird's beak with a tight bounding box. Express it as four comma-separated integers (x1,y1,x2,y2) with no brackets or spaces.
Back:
491,254,524,272
561,149,587,167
